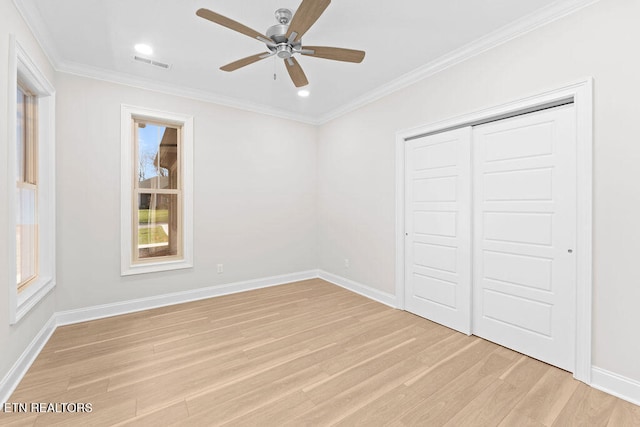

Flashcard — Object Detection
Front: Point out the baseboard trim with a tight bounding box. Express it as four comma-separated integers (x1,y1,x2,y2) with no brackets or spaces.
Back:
5,271,640,409
0,315,57,404
56,270,319,326
591,367,640,406
318,270,397,308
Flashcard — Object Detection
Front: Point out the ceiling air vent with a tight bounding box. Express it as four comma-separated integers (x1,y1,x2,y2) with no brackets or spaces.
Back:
133,55,171,70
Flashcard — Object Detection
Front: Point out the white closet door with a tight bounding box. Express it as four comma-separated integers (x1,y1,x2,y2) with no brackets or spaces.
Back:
405,127,472,334
472,105,576,371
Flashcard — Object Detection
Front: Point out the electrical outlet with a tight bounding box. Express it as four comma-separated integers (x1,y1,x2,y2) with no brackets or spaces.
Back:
344,258,350,268
217,264,224,274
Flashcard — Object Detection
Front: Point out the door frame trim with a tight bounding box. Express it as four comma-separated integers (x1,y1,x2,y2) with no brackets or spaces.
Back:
394,78,593,383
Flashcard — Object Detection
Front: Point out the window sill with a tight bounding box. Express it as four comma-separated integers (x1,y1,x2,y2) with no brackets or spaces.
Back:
13,277,56,324
121,259,193,276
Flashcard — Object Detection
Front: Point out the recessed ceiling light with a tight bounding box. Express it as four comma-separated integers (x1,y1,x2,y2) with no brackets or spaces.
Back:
134,43,153,55
297,89,310,98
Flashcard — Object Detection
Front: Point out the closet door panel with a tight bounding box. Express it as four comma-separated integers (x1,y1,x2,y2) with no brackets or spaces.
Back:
472,105,577,371
405,127,472,334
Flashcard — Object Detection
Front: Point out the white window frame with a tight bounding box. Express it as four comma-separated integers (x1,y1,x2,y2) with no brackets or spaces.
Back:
7,35,56,324
121,105,194,275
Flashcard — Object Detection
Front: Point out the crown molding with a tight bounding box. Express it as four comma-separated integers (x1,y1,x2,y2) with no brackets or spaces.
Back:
11,0,318,125
12,0,63,70
56,59,319,124
13,0,599,126
317,0,601,124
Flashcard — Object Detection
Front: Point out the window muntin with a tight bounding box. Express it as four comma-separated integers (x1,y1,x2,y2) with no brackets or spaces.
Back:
16,83,38,291
133,120,183,263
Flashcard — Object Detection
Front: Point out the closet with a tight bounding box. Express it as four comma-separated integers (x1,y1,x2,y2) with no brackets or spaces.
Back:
404,104,576,371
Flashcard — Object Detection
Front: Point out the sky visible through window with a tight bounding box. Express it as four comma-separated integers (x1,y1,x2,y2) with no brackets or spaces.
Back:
138,123,166,182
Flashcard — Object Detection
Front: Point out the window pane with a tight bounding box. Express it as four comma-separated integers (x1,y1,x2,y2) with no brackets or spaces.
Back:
137,123,178,190
16,187,37,286
17,87,25,182
137,193,179,259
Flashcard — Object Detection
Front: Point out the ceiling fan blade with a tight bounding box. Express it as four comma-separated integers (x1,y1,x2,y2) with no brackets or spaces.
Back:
220,52,274,72
286,0,331,42
196,8,271,44
301,46,365,63
284,57,309,87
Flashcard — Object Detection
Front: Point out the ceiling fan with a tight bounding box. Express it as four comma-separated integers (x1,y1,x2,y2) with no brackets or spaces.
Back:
196,0,365,88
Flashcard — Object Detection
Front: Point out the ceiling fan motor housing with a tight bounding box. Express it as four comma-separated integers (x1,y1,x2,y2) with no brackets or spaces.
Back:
266,24,289,44
267,9,300,60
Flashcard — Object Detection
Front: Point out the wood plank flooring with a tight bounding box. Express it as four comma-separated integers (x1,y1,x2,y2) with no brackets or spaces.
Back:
1,279,639,426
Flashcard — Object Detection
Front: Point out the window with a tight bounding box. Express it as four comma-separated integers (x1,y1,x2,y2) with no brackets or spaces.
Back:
16,83,38,290
9,36,56,324
121,106,193,275
134,120,182,262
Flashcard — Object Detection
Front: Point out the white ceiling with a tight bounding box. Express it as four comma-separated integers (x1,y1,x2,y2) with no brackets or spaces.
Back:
17,0,584,122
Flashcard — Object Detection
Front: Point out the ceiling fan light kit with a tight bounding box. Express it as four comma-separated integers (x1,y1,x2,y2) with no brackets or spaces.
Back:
196,0,365,88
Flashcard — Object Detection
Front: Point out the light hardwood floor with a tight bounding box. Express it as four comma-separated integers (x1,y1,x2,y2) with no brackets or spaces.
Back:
2,279,639,426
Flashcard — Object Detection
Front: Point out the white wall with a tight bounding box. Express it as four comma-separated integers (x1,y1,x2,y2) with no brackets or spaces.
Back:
4,0,639,402
54,73,318,311
0,0,57,386
318,0,640,383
